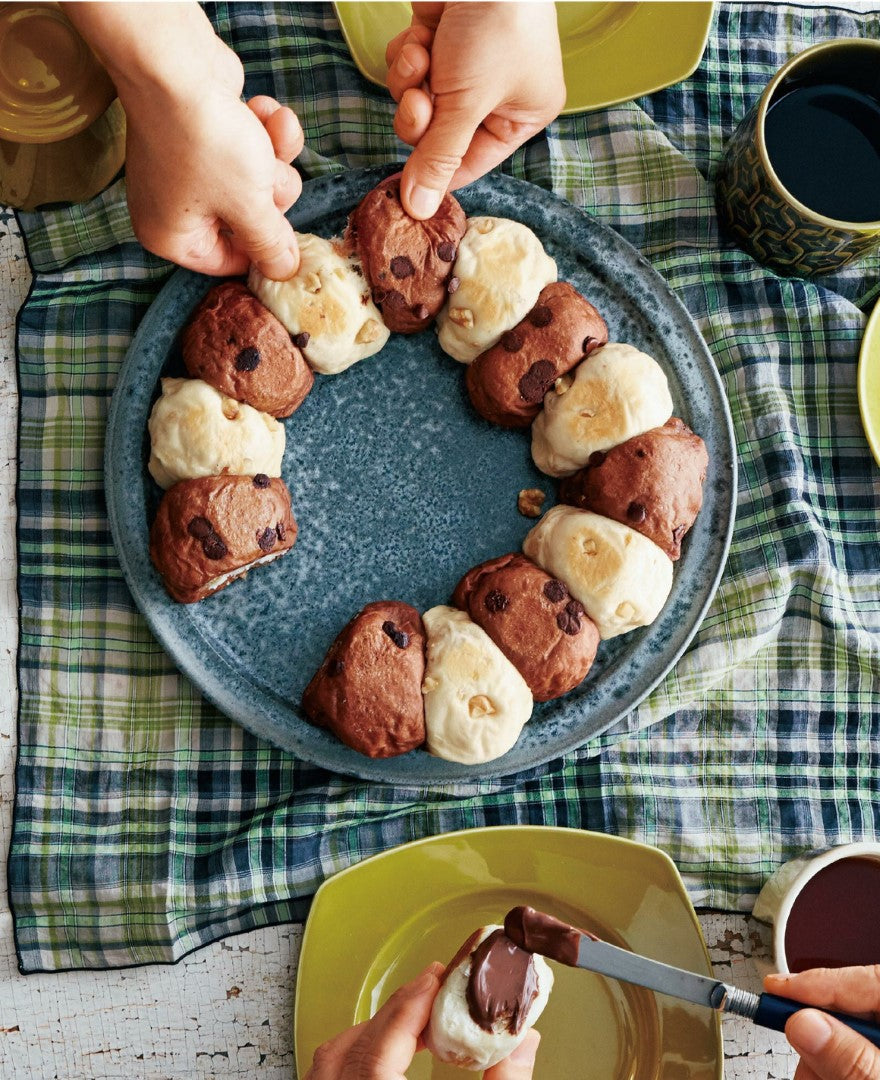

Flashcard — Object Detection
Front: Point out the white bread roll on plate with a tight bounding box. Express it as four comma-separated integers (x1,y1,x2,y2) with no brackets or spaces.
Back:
424,924,554,1071
531,342,673,477
523,505,673,639
147,378,285,490
248,232,389,374
421,606,533,764
436,217,557,364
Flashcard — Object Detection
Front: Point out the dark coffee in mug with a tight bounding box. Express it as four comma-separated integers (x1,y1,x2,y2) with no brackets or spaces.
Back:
783,855,880,973
715,39,880,275
765,83,880,222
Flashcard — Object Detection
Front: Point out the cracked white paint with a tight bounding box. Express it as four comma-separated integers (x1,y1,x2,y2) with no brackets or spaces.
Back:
0,217,799,1078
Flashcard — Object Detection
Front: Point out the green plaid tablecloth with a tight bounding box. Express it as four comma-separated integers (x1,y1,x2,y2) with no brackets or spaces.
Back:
9,2,880,972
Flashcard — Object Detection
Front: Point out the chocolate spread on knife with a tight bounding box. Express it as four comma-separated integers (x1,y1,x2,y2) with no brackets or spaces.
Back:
465,929,540,1034
503,905,596,966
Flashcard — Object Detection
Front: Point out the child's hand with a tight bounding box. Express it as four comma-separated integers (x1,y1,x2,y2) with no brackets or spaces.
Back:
67,3,302,279
385,2,566,219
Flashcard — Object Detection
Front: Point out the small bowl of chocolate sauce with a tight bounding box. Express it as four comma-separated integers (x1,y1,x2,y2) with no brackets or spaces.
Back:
752,842,880,974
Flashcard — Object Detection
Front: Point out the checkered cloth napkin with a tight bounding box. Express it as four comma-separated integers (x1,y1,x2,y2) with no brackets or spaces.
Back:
9,2,880,972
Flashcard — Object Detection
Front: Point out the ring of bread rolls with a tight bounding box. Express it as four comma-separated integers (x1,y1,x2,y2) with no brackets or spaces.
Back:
145,176,708,766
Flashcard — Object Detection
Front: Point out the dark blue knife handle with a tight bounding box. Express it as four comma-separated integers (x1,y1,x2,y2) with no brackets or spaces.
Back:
756,994,880,1048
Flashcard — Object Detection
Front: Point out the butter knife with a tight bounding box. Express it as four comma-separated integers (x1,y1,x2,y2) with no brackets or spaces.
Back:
504,906,880,1047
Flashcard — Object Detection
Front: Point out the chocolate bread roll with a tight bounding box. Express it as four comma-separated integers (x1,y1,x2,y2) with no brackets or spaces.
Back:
558,417,708,560
181,281,313,418
302,600,426,758
452,552,599,701
466,282,608,427
348,176,467,334
149,474,297,604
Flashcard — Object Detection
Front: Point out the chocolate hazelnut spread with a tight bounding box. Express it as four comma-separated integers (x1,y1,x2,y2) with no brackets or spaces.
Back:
465,929,539,1034
504,905,595,966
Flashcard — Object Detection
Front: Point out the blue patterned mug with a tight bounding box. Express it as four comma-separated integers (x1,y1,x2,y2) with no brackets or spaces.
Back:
715,39,880,276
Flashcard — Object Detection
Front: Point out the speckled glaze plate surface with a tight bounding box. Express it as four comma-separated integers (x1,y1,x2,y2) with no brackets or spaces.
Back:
294,826,722,1079
105,166,736,783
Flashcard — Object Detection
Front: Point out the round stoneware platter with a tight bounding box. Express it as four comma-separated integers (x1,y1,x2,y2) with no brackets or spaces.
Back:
105,165,736,783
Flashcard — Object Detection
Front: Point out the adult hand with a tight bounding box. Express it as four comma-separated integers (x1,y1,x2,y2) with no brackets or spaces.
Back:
385,2,566,219
67,3,302,279
764,965,880,1080
304,962,541,1079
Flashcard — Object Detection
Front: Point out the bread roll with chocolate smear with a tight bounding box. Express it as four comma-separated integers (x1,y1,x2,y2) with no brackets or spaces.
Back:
348,176,467,334
531,342,673,477
466,281,608,428
302,601,426,758
452,552,599,701
558,417,708,560
424,923,554,1071
436,217,557,364
149,474,296,604
248,232,389,374
181,281,313,418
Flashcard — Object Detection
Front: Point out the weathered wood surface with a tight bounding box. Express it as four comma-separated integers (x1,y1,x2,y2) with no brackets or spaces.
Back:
0,216,797,1079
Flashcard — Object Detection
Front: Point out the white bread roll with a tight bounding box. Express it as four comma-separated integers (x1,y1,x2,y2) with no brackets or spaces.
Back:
248,232,389,374
523,505,673,639
421,606,532,764
531,342,673,477
147,378,284,490
425,924,554,1071
436,217,557,363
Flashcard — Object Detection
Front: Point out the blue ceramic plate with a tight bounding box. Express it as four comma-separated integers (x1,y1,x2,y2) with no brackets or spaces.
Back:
105,166,736,783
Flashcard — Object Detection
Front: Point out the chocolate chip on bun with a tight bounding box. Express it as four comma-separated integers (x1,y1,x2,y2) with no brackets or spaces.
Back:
348,176,467,334
558,417,709,560
302,601,427,758
466,282,608,428
452,552,599,701
181,281,314,418
149,474,297,604
424,923,554,1071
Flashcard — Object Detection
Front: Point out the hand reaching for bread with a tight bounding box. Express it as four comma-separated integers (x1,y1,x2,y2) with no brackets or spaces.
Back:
385,2,566,219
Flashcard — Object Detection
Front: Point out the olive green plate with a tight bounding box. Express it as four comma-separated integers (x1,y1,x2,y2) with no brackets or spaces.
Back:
858,301,880,468
333,1,715,113
294,826,722,1079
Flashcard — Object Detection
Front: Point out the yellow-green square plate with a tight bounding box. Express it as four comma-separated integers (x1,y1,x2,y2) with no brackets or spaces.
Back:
858,300,880,468
333,2,715,114
294,826,722,1078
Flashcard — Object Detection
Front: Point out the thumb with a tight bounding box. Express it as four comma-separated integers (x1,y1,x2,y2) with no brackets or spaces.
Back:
228,195,299,280
786,1009,880,1080
483,1030,540,1080
400,92,485,218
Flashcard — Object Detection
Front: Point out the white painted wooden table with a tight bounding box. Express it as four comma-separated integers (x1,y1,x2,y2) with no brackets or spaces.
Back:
0,213,798,1078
